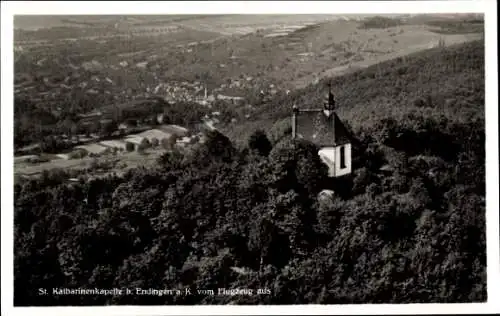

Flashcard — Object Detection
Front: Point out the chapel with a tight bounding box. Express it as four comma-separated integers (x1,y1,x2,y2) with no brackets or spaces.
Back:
292,83,352,177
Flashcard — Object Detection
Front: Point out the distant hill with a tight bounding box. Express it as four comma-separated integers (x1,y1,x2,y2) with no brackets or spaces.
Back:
222,40,484,144
359,16,404,29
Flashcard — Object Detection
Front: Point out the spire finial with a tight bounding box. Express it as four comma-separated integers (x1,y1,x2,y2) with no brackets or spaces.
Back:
325,81,335,111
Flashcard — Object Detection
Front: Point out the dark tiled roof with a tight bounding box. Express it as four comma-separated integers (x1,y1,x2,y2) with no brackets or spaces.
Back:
296,111,351,147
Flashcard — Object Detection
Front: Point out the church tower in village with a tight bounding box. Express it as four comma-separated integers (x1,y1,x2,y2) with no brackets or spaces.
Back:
292,82,352,177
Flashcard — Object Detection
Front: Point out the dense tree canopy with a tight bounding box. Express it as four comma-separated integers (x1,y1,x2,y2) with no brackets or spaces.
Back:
14,110,486,305
14,40,486,306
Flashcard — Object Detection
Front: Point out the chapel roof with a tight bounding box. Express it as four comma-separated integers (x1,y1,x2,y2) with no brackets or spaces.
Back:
296,109,352,147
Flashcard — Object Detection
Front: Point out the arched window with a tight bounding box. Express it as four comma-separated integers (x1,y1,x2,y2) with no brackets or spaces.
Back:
340,145,346,169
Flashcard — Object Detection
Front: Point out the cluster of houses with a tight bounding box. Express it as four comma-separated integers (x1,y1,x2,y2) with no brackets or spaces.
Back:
148,81,212,104
56,124,201,160
15,47,283,117
147,79,251,107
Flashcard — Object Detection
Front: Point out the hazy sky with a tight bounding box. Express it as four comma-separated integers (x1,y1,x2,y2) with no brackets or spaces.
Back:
13,14,404,30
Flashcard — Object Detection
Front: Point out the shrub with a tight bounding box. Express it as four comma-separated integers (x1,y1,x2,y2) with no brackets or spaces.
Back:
162,135,178,150
248,130,272,156
125,142,135,152
151,137,159,148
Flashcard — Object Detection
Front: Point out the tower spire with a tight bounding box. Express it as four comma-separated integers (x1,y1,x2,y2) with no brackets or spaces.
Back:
323,81,336,145
325,81,335,111
292,103,299,139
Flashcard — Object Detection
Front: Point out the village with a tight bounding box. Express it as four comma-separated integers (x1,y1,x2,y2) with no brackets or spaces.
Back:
13,99,226,178
14,51,283,180
13,63,288,181
14,40,281,115
14,123,193,174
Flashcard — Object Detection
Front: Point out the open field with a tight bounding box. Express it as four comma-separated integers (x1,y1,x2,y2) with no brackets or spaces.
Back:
14,14,483,88
14,148,166,178
292,26,482,89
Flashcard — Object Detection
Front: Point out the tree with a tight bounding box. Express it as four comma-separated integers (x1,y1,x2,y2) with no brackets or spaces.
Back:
247,211,290,270
352,167,377,195
125,119,138,127
151,137,159,148
125,142,135,152
268,138,328,197
168,135,178,149
101,120,118,137
268,119,292,144
90,121,102,135
248,130,272,157
157,150,184,170
12,39,487,305
138,138,151,153
202,130,235,163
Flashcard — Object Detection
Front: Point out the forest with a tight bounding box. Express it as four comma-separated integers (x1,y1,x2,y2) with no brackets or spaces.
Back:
14,40,486,305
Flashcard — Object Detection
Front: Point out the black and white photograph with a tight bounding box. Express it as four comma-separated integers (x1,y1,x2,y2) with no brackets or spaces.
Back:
1,1,499,315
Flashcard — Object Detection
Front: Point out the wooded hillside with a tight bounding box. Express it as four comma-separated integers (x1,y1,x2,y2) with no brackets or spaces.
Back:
224,40,484,144
14,40,486,305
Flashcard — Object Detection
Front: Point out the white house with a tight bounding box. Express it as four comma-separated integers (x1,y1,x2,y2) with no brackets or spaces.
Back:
56,153,71,160
75,143,109,156
100,140,128,151
159,125,189,137
123,136,144,151
134,129,173,143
